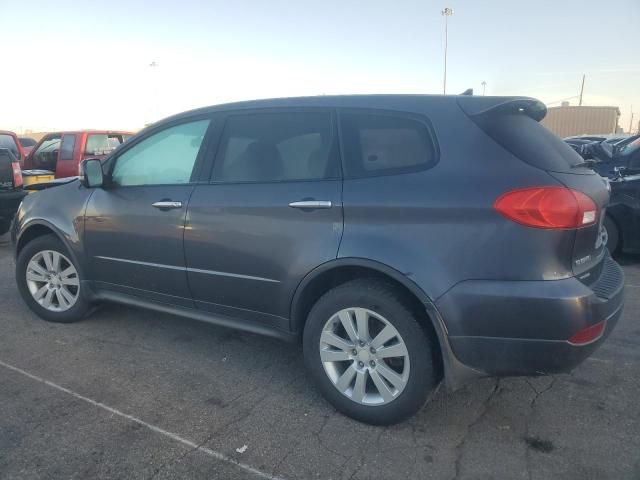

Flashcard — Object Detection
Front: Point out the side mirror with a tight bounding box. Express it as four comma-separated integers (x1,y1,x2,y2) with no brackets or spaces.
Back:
79,159,104,188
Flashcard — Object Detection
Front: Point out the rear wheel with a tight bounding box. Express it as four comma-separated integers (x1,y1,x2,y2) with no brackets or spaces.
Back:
16,235,90,323
303,279,437,425
604,216,620,254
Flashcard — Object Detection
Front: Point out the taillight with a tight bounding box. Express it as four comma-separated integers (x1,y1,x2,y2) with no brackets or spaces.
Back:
494,187,597,229
12,162,23,188
568,320,606,346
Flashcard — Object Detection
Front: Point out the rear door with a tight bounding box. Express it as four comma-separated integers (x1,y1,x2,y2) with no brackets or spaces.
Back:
184,109,343,327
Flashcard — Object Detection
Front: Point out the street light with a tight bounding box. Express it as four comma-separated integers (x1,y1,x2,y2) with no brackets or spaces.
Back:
441,7,454,95
149,61,159,122
481,80,487,96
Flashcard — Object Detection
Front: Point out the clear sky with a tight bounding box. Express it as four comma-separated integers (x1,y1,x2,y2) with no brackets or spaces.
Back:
2,0,638,133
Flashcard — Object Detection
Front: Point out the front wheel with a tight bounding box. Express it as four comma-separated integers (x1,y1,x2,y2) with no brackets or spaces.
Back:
16,234,90,323
303,279,438,425
0,220,10,236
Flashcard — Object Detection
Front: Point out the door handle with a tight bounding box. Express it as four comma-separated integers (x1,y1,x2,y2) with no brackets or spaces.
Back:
288,200,332,209
152,201,183,210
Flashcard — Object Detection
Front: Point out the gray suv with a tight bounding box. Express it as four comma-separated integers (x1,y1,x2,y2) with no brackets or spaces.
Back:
12,95,625,424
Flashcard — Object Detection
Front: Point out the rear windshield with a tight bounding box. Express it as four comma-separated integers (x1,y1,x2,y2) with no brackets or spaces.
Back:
85,134,129,156
19,137,37,147
0,134,20,158
472,112,585,173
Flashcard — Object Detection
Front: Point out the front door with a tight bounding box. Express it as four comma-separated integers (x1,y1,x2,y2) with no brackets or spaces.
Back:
184,110,343,327
84,118,212,306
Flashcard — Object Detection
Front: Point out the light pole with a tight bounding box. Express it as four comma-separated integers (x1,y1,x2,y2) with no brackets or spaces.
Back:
149,61,159,122
481,81,487,96
441,7,454,95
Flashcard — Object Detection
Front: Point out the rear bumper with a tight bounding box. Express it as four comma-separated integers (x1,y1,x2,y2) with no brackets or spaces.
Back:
436,254,624,377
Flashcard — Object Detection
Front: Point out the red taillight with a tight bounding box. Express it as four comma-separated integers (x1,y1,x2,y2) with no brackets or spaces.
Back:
568,320,606,346
12,162,23,188
494,187,597,229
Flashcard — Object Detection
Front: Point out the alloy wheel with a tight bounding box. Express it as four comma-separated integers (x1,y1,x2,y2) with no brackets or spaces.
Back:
26,250,80,312
319,307,410,406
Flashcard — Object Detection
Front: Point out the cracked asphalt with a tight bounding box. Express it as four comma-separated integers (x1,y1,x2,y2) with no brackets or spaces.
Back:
1,234,639,480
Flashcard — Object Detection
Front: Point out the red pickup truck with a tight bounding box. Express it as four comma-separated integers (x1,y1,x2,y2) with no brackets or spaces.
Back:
24,130,133,178
0,130,25,164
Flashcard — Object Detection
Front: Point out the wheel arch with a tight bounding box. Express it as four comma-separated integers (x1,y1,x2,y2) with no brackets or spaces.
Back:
290,258,435,332
17,220,64,255
290,258,484,390
16,221,84,275
290,259,448,375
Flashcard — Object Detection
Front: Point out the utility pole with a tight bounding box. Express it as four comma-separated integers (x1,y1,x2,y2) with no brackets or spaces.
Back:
149,61,160,122
630,106,635,134
481,81,487,96
441,7,454,95
578,74,585,106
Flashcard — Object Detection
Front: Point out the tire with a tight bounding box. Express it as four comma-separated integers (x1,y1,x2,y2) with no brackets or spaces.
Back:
604,216,620,254
16,234,90,323
0,220,10,236
303,278,437,425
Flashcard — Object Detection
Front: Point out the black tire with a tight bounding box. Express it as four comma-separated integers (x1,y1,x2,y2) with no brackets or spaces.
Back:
0,220,10,236
303,278,437,425
604,216,620,254
16,234,90,323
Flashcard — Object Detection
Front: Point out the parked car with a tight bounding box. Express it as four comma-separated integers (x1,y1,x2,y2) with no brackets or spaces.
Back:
23,130,133,179
565,135,634,161
599,137,640,254
18,137,38,156
583,135,640,177
0,130,25,164
0,149,26,235
12,95,624,425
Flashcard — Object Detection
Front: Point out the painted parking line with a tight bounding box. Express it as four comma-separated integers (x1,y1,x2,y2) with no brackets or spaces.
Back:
0,359,285,480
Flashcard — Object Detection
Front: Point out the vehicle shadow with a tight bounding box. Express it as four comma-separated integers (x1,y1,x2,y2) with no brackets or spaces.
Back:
614,252,640,266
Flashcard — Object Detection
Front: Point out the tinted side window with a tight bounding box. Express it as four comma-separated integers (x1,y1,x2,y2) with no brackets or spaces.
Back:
60,135,76,161
112,120,209,187
212,112,336,183
340,112,436,178
0,134,20,158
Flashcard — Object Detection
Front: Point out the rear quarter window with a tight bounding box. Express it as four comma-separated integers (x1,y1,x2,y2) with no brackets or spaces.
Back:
339,112,437,178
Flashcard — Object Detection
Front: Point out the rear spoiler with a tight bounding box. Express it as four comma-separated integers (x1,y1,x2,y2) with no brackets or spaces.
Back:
24,177,79,191
457,96,547,122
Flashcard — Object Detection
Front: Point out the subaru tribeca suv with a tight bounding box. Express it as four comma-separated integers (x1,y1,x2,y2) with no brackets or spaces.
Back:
12,95,624,424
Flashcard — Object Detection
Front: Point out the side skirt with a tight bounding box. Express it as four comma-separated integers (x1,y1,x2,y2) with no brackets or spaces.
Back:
83,281,297,342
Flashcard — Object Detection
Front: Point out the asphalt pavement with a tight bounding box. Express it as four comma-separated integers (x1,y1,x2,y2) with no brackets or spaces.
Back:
1,234,639,480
